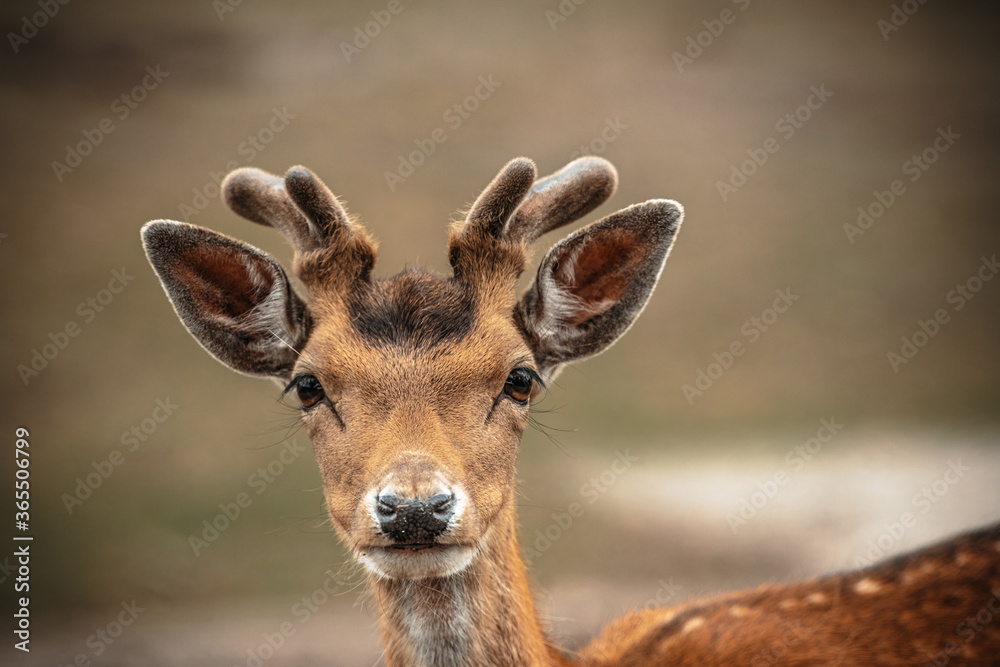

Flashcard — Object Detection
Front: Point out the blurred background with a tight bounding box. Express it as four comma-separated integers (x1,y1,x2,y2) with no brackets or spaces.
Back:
2,0,999,664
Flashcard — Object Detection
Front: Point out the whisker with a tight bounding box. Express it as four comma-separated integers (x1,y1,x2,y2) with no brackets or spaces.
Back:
266,327,301,356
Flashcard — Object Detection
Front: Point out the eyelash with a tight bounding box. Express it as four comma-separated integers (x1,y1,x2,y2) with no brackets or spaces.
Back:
283,367,543,427
283,374,345,427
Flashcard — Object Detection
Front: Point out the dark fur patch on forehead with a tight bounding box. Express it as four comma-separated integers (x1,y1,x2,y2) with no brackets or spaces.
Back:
346,270,476,348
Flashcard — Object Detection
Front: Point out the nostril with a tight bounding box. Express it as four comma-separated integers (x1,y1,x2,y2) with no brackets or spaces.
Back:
376,493,400,518
429,493,456,517
374,491,457,544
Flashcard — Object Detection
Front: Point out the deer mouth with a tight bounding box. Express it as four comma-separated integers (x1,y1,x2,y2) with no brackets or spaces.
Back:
386,543,439,552
359,543,477,579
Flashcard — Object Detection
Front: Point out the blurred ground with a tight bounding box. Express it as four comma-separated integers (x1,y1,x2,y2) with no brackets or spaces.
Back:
19,431,1000,666
1,0,999,665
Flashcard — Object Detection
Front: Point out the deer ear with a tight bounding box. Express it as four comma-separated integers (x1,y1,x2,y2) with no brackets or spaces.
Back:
141,220,311,379
516,200,682,379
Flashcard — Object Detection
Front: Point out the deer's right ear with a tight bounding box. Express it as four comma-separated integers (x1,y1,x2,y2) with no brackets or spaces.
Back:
516,200,682,380
141,220,311,380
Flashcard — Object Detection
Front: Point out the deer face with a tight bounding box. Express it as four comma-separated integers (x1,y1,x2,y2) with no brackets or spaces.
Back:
291,272,541,578
142,157,681,580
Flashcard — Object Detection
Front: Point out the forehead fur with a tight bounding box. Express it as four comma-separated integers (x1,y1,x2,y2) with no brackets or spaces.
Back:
344,269,477,349
301,268,532,385
299,270,534,412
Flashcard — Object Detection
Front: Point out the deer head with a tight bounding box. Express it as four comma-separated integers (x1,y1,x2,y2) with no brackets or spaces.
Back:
142,158,1000,667
142,157,681,586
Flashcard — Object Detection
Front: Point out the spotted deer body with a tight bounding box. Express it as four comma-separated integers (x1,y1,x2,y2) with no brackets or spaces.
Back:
143,157,1000,666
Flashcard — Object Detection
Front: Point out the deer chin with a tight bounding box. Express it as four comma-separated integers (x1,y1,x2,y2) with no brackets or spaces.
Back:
358,543,478,580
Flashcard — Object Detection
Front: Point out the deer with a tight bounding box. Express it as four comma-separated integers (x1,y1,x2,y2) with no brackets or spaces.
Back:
142,156,1000,666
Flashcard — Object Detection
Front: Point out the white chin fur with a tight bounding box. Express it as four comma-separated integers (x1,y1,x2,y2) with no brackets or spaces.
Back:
359,545,477,580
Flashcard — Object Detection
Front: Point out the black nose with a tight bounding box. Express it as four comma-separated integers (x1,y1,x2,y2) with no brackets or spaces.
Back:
376,492,456,544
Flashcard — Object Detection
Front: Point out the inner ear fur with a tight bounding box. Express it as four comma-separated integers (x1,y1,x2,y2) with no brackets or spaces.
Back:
141,220,311,379
516,199,683,378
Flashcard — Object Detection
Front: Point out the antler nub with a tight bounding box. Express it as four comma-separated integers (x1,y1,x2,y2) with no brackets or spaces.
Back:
222,167,318,252
222,166,377,288
284,166,354,243
449,156,621,289
507,156,618,244
464,157,537,239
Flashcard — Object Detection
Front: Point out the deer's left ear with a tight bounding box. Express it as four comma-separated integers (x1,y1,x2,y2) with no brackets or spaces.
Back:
515,200,682,379
141,220,312,380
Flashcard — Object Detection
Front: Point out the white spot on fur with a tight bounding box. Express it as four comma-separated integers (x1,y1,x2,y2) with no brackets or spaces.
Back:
654,609,679,625
363,485,382,532
855,578,881,594
806,592,827,605
729,605,751,617
682,617,705,633
778,599,798,610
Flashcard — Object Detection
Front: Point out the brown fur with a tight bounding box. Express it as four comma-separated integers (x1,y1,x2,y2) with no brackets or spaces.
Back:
581,524,1000,666
142,157,999,666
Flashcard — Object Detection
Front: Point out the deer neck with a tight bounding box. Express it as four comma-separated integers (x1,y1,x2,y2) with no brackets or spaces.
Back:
371,507,563,667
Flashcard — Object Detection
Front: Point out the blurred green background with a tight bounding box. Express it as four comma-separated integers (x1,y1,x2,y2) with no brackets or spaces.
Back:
2,0,999,664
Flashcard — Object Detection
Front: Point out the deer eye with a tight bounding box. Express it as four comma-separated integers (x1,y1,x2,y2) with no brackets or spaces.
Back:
292,375,326,409
503,368,535,404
